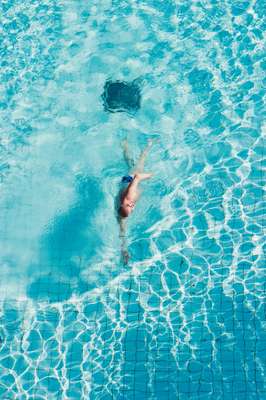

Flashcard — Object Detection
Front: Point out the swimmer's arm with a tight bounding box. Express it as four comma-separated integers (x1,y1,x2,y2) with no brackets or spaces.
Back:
119,218,129,265
119,217,126,238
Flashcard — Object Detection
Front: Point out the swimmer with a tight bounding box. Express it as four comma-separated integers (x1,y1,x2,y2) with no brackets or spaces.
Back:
118,139,154,264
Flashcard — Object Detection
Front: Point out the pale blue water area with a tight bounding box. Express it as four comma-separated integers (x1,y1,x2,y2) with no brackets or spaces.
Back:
0,0,265,399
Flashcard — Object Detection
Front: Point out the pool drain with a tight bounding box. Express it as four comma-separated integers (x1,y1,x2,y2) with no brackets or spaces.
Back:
102,80,141,114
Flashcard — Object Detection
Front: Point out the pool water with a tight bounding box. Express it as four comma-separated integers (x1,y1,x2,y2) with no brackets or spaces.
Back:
0,0,265,399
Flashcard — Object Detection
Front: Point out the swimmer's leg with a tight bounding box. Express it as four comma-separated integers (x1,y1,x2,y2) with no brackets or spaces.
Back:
122,139,134,169
135,172,153,180
133,139,154,173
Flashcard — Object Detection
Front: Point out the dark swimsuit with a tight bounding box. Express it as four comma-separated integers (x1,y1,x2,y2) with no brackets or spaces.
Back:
121,175,133,183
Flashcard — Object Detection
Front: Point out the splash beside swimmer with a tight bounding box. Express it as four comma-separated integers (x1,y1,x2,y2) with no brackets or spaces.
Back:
118,139,154,264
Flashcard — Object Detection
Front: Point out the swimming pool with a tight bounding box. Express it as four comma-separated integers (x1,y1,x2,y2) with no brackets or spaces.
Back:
0,0,265,398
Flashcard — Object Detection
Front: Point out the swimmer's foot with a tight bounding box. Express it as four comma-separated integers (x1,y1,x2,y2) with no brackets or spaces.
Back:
135,172,153,181
148,137,159,146
122,139,134,168
147,138,155,148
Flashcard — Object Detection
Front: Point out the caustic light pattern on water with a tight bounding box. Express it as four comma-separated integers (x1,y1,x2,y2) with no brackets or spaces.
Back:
0,0,265,399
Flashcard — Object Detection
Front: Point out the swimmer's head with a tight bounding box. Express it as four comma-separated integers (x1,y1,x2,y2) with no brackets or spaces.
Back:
119,201,135,218
119,206,129,218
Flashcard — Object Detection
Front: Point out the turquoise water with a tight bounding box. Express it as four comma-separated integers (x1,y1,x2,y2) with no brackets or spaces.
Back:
0,0,265,399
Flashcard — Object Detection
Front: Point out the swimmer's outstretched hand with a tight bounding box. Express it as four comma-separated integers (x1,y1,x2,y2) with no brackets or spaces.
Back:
135,172,153,180
122,249,130,265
